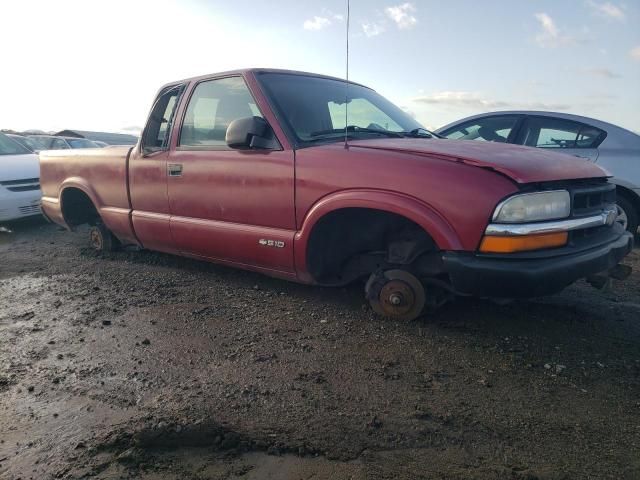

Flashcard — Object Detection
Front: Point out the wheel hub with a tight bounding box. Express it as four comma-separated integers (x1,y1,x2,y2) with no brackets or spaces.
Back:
366,269,427,321
379,279,416,317
90,229,103,250
389,292,403,306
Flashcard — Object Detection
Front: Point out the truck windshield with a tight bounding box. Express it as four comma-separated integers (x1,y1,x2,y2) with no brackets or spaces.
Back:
257,72,428,145
0,133,32,155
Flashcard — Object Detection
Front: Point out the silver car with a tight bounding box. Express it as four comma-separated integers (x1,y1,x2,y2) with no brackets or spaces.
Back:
436,111,640,234
27,135,101,150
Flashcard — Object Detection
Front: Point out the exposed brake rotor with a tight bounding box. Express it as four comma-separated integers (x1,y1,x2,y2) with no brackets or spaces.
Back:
365,269,426,321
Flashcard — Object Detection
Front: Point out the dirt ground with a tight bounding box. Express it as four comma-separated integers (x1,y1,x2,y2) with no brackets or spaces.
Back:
0,217,639,480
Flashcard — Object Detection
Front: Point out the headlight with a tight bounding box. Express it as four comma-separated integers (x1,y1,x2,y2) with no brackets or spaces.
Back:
493,190,570,223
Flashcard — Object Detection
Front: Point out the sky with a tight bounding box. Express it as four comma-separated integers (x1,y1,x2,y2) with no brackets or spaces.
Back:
0,0,639,135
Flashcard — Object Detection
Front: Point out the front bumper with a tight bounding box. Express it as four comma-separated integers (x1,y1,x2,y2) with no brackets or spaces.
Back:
443,231,634,298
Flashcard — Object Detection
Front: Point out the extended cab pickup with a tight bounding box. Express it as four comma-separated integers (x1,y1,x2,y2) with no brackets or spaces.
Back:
40,69,634,320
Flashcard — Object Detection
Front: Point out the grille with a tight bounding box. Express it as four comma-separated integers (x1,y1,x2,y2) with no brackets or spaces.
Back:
0,177,40,192
571,183,616,218
18,204,41,215
564,182,617,242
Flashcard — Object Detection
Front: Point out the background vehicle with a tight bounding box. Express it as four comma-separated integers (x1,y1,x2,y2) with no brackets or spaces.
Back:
28,135,71,150
0,132,41,222
63,137,101,148
39,70,633,320
28,135,101,150
6,134,38,152
436,111,640,235
92,140,108,147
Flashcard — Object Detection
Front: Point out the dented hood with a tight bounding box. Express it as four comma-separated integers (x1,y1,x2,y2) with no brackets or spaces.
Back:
347,138,608,183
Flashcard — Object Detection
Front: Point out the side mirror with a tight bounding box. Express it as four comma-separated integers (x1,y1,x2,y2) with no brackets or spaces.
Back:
226,116,277,149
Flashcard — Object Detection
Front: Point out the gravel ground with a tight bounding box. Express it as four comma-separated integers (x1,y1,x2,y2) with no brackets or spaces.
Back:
0,217,639,480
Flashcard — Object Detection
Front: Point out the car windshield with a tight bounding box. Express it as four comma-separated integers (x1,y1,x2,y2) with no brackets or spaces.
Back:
0,133,32,155
8,135,36,152
65,138,97,148
257,73,430,144
29,136,55,149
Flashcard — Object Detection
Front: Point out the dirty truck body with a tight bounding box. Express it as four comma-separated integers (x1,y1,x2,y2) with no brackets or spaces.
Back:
39,69,633,320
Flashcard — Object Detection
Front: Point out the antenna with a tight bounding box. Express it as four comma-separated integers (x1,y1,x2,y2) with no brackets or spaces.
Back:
344,0,350,149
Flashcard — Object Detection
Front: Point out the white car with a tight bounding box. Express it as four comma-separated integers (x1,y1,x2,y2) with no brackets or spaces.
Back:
0,133,41,222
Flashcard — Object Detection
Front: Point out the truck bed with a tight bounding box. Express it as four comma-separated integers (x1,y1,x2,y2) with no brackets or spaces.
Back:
40,146,136,243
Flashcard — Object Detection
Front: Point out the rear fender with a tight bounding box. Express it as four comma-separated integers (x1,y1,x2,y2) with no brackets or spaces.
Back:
58,179,132,242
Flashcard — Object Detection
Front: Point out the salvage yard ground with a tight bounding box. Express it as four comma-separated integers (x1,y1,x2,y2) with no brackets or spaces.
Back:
1,218,639,479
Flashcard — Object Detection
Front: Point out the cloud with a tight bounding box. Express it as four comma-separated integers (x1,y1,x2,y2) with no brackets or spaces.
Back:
303,16,332,31
534,12,575,47
385,3,417,29
631,45,640,61
399,106,417,118
588,1,626,21
582,67,621,78
412,91,571,111
361,21,385,37
121,125,142,133
413,91,510,109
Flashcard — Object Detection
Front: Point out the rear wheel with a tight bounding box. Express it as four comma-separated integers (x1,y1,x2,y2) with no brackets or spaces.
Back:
616,196,638,235
88,222,119,252
365,269,426,322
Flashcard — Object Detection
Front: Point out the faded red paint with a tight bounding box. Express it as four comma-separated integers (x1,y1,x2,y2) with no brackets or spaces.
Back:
39,69,609,284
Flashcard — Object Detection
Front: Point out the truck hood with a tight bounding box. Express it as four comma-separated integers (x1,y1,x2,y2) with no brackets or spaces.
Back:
0,153,40,182
346,138,607,183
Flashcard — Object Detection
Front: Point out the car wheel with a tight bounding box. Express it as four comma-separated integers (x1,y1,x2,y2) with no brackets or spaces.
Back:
89,222,120,252
365,269,426,321
616,196,638,235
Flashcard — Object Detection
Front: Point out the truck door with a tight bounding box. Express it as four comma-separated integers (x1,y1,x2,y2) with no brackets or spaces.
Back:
129,84,184,253
166,75,296,274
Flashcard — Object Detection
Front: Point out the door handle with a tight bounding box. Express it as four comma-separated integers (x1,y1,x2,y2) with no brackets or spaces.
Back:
167,163,183,177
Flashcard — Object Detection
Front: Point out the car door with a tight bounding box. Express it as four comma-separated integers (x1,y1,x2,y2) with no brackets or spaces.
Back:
438,114,524,143
129,84,184,253
166,75,296,275
515,116,604,162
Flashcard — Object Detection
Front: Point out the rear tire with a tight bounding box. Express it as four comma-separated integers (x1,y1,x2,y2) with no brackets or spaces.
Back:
89,222,119,252
616,196,638,235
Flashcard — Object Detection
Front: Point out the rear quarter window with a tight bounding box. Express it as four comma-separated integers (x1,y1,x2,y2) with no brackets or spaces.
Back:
522,117,606,149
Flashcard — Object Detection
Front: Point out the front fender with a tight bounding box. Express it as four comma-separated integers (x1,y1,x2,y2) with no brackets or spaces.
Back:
293,189,463,283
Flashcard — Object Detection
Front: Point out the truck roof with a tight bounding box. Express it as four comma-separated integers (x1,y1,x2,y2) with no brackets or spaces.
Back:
164,68,369,90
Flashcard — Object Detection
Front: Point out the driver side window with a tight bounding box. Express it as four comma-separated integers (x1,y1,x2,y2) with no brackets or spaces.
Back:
179,77,263,148
441,115,520,143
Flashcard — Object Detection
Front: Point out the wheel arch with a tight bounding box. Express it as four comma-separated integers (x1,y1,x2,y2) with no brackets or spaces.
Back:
59,179,102,230
615,183,640,232
294,190,462,283
615,183,640,210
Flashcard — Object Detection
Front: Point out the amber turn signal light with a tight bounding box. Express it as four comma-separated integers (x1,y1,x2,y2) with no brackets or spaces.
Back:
479,232,568,253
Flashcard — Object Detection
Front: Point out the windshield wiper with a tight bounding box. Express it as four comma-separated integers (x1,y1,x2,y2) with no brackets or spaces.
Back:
399,128,440,139
309,126,404,139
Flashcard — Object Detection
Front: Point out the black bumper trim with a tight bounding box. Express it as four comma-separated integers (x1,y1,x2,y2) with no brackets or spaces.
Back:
443,232,634,298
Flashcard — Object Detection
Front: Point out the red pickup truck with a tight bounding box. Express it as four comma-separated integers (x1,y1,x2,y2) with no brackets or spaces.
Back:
40,69,633,320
